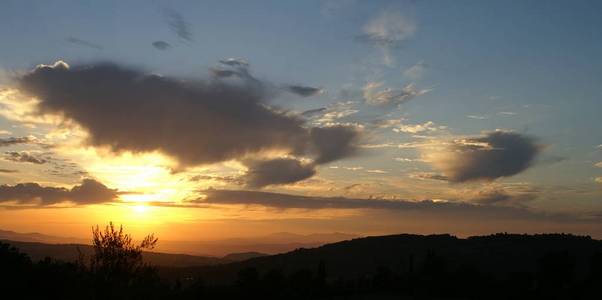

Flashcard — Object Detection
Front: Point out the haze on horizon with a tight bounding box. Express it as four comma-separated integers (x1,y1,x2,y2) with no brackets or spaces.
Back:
0,0,601,243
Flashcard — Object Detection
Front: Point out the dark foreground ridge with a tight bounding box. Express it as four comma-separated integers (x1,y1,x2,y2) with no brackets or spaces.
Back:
2,233,602,299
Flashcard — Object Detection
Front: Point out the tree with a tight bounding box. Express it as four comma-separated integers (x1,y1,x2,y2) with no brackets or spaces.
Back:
90,222,160,298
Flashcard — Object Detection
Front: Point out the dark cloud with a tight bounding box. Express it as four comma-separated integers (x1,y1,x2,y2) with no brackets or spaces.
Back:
0,136,34,147
164,9,192,41
18,61,362,185
286,85,323,97
430,131,542,182
152,41,171,50
65,37,103,50
0,179,118,206
0,169,18,173
243,158,316,188
309,126,361,164
4,151,47,164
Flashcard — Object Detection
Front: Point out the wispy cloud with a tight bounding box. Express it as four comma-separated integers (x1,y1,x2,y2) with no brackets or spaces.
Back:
402,61,427,80
4,151,48,164
152,41,171,50
286,85,324,97
65,37,103,50
467,115,489,120
0,136,35,147
357,10,416,65
410,172,449,182
164,9,193,41
363,82,429,106
392,121,445,134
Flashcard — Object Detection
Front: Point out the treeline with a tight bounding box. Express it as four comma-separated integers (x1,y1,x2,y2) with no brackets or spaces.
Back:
1,229,602,299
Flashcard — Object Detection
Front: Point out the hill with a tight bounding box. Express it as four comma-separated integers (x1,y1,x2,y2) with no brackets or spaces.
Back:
165,233,602,284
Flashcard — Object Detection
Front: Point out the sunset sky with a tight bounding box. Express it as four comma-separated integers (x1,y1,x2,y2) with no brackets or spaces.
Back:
0,0,601,242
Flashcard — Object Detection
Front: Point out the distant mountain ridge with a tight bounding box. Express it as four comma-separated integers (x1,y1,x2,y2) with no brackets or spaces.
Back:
0,229,87,244
0,228,358,256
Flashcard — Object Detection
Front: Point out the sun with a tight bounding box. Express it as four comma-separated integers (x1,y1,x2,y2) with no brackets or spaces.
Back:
132,204,148,214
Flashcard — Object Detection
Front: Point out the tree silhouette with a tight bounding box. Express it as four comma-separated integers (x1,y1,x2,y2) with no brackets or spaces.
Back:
91,222,157,274
89,222,161,299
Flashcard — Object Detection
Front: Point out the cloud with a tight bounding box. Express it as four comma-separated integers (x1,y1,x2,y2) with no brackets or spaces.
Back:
309,126,361,164
596,177,602,184
164,9,192,41
189,174,244,185
402,61,427,80
467,115,489,120
471,188,538,206
410,172,449,181
152,41,171,50
0,179,118,206
286,85,323,97
17,61,361,185
357,10,416,65
65,37,103,50
363,82,429,106
193,189,587,224
425,131,542,182
358,11,415,47
393,121,443,134
210,68,241,78
0,169,18,173
243,158,316,188
198,189,431,210
0,136,35,147
219,58,249,68
595,162,602,168
301,107,327,117
4,151,48,164
313,101,359,124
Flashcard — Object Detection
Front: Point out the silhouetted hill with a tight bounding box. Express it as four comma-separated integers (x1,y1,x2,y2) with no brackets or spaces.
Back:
166,233,602,285
3,233,602,299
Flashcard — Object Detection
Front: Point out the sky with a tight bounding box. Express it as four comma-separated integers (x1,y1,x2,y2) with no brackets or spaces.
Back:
0,0,601,242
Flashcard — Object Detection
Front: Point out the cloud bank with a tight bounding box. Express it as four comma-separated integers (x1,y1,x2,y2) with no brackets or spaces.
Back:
0,179,117,206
